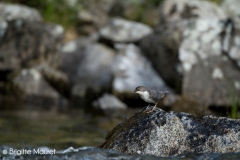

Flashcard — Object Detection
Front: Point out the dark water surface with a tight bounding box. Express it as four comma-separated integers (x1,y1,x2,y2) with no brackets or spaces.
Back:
0,107,137,149
1,107,240,159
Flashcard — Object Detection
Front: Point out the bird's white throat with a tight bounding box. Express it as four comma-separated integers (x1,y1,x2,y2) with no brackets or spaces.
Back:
136,91,155,103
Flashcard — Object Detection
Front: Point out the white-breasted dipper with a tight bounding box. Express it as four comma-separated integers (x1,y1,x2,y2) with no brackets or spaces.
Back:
133,86,169,112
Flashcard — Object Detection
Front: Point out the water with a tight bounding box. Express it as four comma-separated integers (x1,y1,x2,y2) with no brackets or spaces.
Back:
0,107,136,149
1,146,240,160
1,107,240,159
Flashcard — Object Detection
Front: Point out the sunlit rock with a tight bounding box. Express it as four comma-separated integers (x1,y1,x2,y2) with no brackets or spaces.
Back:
0,3,42,21
140,0,240,106
91,93,127,116
221,16,240,68
100,108,240,157
159,0,226,23
99,17,153,43
112,44,170,98
139,0,227,92
221,0,240,17
179,18,240,106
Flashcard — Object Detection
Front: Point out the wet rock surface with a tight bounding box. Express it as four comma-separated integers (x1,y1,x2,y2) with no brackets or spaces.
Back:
100,108,240,157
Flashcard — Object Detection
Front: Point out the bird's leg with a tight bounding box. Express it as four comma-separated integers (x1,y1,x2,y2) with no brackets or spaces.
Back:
147,102,159,113
143,104,151,112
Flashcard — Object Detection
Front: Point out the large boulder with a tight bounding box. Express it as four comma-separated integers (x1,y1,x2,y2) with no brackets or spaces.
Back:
61,39,116,107
220,1,240,82
140,0,240,107
100,108,240,157
112,44,171,98
139,0,227,92
0,19,64,79
221,0,240,18
179,18,240,106
139,22,184,91
159,0,226,23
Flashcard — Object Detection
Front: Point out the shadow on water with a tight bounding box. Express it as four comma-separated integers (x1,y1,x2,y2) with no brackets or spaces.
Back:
0,105,138,150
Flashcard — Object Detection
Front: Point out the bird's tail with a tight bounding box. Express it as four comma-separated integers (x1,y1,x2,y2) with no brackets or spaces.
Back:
161,91,169,98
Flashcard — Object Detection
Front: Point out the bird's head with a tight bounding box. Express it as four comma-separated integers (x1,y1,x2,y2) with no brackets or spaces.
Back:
133,86,147,94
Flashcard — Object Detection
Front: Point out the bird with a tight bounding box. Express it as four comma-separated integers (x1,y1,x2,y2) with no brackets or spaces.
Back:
133,86,169,112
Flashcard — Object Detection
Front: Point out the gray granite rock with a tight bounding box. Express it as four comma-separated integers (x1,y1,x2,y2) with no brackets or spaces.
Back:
0,19,64,76
35,64,69,96
61,40,116,107
76,0,113,34
13,69,67,109
221,16,240,69
99,17,153,43
179,18,240,106
139,0,228,92
112,44,170,96
92,93,127,115
139,0,240,106
221,0,240,17
159,0,226,23
0,3,42,21
100,108,240,157
93,93,127,110
139,22,185,91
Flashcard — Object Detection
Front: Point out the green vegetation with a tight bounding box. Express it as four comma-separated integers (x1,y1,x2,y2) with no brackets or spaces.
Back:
207,0,223,4
2,0,224,28
3,0,79,28
231,99,240,119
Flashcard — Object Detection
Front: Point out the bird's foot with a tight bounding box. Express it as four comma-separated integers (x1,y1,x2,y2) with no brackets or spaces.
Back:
146,105,157,113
